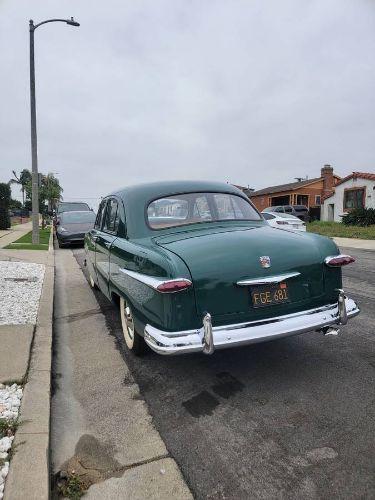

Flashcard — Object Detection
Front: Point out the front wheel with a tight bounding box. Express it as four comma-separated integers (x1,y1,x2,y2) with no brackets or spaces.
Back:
120,297,145,355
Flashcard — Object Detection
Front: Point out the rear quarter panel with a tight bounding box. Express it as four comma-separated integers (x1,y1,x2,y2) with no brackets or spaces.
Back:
109,238,199,333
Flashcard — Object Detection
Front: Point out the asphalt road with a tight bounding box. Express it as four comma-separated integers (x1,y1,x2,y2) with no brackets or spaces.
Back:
72,246,375,499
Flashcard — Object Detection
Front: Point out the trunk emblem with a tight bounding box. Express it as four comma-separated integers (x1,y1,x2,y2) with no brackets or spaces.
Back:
259,256,271,268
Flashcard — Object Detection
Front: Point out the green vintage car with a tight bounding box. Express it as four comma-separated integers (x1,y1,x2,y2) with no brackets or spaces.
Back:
84,181,359,355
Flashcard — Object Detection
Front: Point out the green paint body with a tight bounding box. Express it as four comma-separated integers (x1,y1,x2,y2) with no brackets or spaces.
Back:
85,181,341,334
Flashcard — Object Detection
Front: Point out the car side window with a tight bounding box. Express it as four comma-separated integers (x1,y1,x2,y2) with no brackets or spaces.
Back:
94,201,105,229
104,199,119,233
284,206,293,213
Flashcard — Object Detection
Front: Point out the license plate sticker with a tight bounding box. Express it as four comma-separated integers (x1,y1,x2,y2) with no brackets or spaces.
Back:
251,283,290,308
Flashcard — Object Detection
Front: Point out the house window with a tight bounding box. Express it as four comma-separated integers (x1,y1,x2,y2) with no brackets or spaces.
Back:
315,195,321,205
343,188,365,209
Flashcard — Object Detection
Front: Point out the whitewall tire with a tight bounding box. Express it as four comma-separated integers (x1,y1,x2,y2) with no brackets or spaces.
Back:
120,297,145,355
89,273,98,290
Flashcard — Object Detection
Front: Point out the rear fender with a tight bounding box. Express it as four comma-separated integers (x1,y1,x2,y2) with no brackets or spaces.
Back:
108,239,199,332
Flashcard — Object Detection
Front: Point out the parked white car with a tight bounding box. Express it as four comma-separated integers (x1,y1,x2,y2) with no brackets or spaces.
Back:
262,211,306,231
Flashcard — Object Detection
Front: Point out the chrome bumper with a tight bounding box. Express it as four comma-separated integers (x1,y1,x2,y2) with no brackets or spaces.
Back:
144,295,360,356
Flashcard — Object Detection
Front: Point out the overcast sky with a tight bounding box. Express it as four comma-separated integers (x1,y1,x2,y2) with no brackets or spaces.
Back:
1,0,374,208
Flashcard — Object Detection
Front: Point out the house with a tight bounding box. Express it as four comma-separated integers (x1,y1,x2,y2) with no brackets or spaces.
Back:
249,165,340,219
321,172,375,222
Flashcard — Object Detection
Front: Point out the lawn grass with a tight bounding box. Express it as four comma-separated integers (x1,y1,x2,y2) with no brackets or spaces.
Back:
307,221,375,240
4,227,51,250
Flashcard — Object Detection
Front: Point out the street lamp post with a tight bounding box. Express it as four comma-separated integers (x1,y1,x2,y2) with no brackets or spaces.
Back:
29,17,80,244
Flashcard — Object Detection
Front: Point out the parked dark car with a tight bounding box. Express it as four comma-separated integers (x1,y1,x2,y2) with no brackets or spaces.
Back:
54,201,92,226
56,211,96,247
9,208,30,217
57,201,91,214
292,205,310,222
263,205,310,222
84,180,359,357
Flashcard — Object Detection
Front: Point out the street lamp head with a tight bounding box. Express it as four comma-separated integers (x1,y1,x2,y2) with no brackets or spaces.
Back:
66,17,80,27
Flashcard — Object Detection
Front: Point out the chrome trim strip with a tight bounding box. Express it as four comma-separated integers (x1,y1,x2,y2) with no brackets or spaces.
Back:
143,296,360,355
324,254,354,266
237,271,300,286
119,268,192,292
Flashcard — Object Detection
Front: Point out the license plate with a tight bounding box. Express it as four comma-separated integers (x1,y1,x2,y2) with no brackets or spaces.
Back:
251,283,289,308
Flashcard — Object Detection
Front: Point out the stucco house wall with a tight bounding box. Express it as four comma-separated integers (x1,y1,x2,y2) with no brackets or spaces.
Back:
321,175,375,222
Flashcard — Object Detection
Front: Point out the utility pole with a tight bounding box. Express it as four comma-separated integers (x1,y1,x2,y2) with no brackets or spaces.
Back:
29,17,80,244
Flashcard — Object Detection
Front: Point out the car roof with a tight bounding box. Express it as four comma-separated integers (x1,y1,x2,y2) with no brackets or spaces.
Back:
108,180,251,238
111,180,243,199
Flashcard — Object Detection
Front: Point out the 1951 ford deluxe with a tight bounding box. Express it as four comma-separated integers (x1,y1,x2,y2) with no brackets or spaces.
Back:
84,181,359,356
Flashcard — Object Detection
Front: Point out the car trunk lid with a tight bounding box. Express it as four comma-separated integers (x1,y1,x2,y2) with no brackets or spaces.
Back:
156,225,325,321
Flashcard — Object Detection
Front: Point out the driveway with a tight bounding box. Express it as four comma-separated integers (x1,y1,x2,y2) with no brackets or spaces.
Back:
57,246,375,499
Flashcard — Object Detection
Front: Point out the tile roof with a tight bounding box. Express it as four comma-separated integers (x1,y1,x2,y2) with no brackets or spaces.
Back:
251,177,321,196
322,172,375,200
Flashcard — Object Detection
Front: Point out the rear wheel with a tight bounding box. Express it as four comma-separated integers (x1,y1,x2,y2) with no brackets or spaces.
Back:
120,297,145,355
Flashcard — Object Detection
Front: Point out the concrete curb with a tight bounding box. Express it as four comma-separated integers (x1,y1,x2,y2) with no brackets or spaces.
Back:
4,228,54,500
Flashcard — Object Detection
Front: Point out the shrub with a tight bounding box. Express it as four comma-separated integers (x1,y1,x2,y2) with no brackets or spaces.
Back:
342,207,375,227
0,183,11,229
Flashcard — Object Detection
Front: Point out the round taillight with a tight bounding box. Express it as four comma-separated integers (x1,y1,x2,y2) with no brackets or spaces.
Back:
156,279,192,293
325,255,355,267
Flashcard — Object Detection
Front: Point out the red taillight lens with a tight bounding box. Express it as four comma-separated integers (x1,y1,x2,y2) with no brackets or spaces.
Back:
325,255,355,267
156,279,192,293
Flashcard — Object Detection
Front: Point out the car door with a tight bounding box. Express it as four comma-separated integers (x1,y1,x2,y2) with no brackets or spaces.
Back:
95,198,120,296
86,200,105,284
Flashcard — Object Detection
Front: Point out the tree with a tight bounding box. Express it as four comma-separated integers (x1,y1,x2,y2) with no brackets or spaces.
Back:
23,171,63,213
0,183,11,229
9,169,32,207
41,173,63,211
9,199,22,210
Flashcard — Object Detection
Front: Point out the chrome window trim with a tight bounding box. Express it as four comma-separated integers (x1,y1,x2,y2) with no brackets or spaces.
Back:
119,268,192,292
237,271,300,286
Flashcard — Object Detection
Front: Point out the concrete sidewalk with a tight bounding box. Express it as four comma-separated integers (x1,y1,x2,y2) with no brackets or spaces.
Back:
1,231,54,500
333,237,375,251
0,221,32,249
51,248,192,499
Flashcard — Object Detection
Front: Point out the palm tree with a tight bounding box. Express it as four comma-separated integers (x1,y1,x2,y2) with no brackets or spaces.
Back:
9,169,32,207
41,173,64,211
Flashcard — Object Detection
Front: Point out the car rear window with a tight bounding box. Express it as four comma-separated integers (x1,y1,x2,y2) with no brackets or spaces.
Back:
147,192,261,229
58,203,90,213
262,213,275,220
294,205,308,211
61,212,96,223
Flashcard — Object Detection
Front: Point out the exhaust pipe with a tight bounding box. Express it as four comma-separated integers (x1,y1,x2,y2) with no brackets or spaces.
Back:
202,313,214,355
320,326,340,336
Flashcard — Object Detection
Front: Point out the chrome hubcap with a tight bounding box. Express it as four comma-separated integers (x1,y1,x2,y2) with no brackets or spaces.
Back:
124,305,134,341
